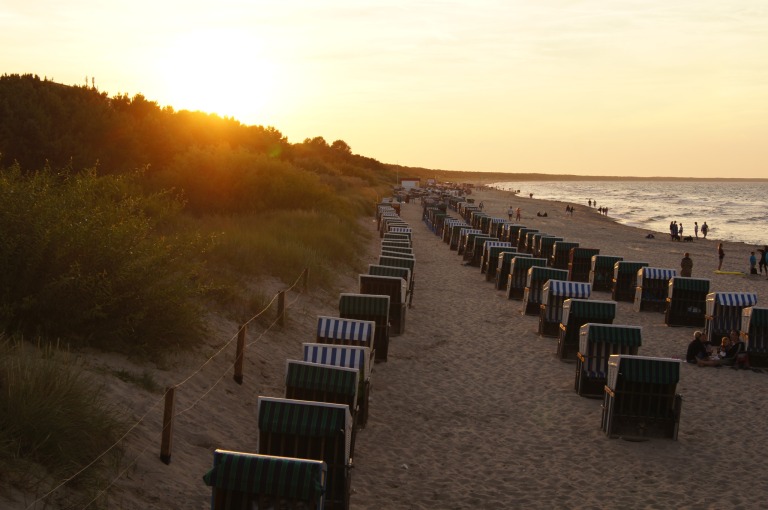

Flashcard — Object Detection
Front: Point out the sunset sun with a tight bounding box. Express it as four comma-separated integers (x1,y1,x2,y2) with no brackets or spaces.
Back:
156,30,279,121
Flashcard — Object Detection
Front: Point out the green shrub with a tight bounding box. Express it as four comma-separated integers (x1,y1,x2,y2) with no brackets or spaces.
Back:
0,165,207,353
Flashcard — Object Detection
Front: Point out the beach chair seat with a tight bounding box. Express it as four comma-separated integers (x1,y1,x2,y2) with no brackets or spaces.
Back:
522,267,568,315
634,267,677,313
665,277,710,327
359,274,407,335
742,306,768,367
557,298,615,361
506,256,547,300
611,261,649,302
704,292,758,342
539,281,592,339
568,247,600,283
204,449,327,509
257,397,353,509
575,324,641,397
339,293,390,362
551,241,579,270
601,355,682,440
589,255,623,292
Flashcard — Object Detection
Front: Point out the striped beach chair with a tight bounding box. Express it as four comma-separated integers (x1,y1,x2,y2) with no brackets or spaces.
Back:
665,277,710,327
537,235,563,260
515,228,539,252
316,316,375,352
339,294,390,362
507,256,547,300
447,224,470,249
456,228,481,254
524,231,545,255
494,250,520,289
612,261,649,302
462,233,492,262
575,324,641,397
483,243,513,280
634,267,677,312
503,224,526,244
368,264,411,309
589,255,624,291
742,307,768,368
704,292,758,343
379,255,416,307
359,274,407,335
538,280,592,338
303,343,372,427
522,267,569,315
257,397,353,508
204,449,327,509
381,250,415,260
601,355,682,440
383,232,410,243
442,219,466,243
486,217,506,236
551,241,579,270
558,299,616,361
568,247,600,283
468,236,499,266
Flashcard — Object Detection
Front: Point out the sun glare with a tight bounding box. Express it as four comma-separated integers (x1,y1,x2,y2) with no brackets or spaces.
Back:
156,30,279,123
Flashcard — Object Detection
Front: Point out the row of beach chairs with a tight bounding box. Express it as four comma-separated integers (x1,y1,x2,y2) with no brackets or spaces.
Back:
203,199,416,508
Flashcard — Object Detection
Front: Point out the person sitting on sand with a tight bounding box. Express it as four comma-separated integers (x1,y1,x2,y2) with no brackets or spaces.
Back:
680,252,693,277
720,330,746,367
686,331,719,366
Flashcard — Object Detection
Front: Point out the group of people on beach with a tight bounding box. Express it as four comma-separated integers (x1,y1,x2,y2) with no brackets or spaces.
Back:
679,244,768,276
670,220,708,241
686,330,749,369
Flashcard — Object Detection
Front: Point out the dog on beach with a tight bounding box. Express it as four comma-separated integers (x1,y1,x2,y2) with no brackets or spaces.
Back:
683,236,693,242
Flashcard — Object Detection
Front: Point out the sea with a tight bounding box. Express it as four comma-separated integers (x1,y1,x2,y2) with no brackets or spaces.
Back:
490,180,768,247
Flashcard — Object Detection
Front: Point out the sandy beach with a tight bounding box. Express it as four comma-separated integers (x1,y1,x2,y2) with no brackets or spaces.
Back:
7,187,768,509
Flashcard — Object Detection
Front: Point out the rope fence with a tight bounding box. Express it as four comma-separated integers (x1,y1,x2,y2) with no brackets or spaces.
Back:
24,267,311,510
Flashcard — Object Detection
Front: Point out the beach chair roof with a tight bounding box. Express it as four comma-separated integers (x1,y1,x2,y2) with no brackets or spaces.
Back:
571,247,600,258
512,257,547,270
580,323,642,346
317,315,375,343
707,292,758,307
204,450,326,503
563,299,616,320
553,241,579,252
360,274,407,303
527,266,569,284
543,280,592,298
379,255,415,272
368,264,410,282
668,277,710,293
638,267,677,281
591,254,623,269
606,355,681,389
743,306,768,328
285,360,359,400
484,241,511,251
614,260,649,276
303,343,371,381
339,293,390,317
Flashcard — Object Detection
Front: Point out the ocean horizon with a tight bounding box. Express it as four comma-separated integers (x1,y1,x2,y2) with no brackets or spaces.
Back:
490,180,767,248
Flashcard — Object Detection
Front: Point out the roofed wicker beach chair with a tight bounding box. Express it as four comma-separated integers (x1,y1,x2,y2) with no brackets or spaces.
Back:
536,235,563,260
486,217,506,236
483,243,513,280
494,250,521,289
589,255,623,291
339,293,390,362
507,256,547,300
369,264,412,308
558,298,616,361
742,306,768,368
461,232,489,262
601,355,682,440
447,224,472,249
456,228,482,255
381,249,415,260
575,324,641,398
611,261,649,302
634,267,677,313
303,342,372,427
550,241,580,270
515,228,539,252
568,247,600,283
503,224,526,244
203,449,327,509
664,277,710,327
524,231,545,255
379,244,413,256
538,281,592,339
285,360,360,448
378,255,415,308
257,397,353,508
383,232,410,243
467,235,498,266
522,267,569,315
442,219,467,244
704,292,758,343
359,274,407,335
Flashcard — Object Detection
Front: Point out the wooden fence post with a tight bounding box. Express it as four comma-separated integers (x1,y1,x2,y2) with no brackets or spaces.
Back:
160,386,176,465
233,324,246,385
278,290,286,327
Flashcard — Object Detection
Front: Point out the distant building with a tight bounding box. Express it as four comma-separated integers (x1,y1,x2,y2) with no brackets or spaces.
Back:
399,178,420,189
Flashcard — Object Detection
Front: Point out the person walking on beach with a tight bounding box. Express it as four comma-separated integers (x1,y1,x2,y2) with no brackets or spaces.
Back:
750,252,758,275
679,223,684,237
717,243,725,270
680,252,693,277
694,222,699,238
515,207,521,221
759,246,768,275
702,222,709,239
507,206,514,220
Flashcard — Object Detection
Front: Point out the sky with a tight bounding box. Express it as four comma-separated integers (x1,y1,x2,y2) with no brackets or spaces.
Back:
2,0,767,178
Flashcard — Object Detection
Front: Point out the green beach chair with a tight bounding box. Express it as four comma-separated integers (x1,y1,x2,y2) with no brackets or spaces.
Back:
575,324,641,398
